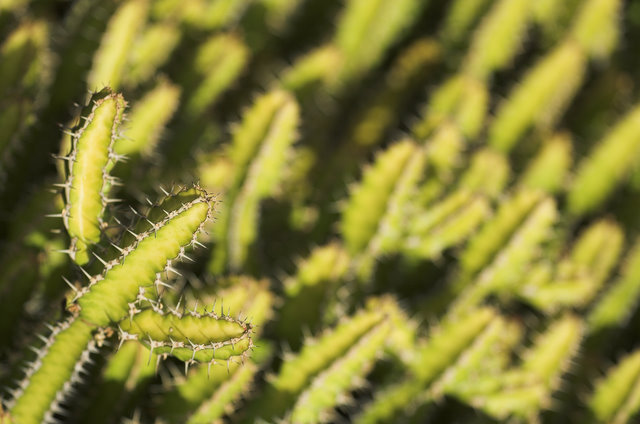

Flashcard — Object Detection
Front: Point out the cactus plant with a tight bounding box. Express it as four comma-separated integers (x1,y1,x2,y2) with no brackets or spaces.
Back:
2,0,640,423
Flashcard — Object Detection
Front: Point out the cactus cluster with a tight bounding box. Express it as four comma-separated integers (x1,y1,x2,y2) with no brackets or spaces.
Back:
1,0,640,423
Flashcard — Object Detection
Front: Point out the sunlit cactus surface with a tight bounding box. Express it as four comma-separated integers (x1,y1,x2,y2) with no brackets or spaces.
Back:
2,0,640,423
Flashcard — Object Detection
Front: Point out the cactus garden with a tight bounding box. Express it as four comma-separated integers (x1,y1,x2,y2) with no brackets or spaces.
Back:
2,0,640,422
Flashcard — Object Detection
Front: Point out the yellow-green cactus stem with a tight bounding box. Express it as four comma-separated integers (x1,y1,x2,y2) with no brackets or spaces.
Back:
488,40,586,153
425,123,464,182
186,360,258,424
568,103,640,215
6,318,97,424
460,189,542,277
412,74,465,140
277,243,350,347
227,91,300,270
341,140,418,256
244,307,387,422
464,0,531,80
405,191,491,260
519,133,572,194
61,89,127,265
355,308,496,423
532,0,582,44
457,148,511,198
412,75,489,141
180,33,249,117
450,197,557,314
354,141,427,280
288,319,391,424
74,186,215,326
590,349,640,424
333,0,426,83
280,45,343,97
570,0,621,60
440,0,493,46
191,276,275,337
441,318,524,400
156,278,273,423
122,22,181,89
474,315,583,420
588,237,640,333
0,19,49,99
118,307,253,364
344,38,441,150
518,218,625,314
115,80,180,159
209,89,299,273
87,0,149,92
82,341,156,424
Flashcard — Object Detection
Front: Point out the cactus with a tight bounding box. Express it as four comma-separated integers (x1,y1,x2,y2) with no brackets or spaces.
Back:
3,0,640,423
59,89,126,265
590,349,640,423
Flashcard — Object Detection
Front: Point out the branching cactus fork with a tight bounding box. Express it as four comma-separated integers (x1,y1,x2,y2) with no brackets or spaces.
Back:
3,89,253,424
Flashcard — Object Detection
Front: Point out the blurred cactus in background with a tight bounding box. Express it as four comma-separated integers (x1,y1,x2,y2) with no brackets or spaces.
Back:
2,0,640,423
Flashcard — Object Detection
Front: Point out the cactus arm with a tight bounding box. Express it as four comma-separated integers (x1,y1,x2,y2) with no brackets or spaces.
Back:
413,75,489,142
440,0,493,46
345,38,441,151
227,92,299,269
519,219,623,313
75,187,214,326
118,307,252,363
186,361,257,424
156,280,273,422
355,308,496,423
6,181,219,423
568,104,640,215
123,22,181,89
87,0,149,92
334,0,426,82
354,142,427,279
341,140,418,256
0,20,50,182
0,253,39,344
450,197,557,314
590,349,640,423
568,219,624,284
62,90,126,265
277,243,350,347
180,34,249,117
464,0,531,80
0,19,49,99
353,378,427,424
244,307,386,421
288,320,390,423
588,237,640,333
82,341,156,424
441,318,524,400
519,133,572,194
7,318,97,424
460,189,541,277
570,0,621,59
115,80,180,160
412,74,465,140
489,0,621,153
469,315,583,420
457,149,510,198
488,41,586,152
209,90,299,273
280,45,342,96
179,0,251,31
404,194,490,261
